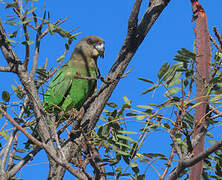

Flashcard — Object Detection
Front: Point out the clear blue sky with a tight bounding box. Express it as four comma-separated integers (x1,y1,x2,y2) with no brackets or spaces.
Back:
0,0,222,179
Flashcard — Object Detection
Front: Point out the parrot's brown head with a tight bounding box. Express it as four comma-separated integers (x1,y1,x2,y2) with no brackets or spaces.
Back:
74,36,105,60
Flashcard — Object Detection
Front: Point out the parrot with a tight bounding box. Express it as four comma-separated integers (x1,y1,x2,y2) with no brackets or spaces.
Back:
43,36,105,113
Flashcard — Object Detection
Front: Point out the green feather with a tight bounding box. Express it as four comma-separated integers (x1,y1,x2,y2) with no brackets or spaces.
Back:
43,36,104,112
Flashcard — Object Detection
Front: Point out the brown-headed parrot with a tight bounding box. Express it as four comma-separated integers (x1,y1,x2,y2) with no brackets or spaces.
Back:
44,36,105,112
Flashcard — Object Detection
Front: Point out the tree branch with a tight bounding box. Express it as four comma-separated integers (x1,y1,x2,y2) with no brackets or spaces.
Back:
167,138,222,180
0,19,22,72
0,106,43,148
0,106,86,179
7,131,18,171
213,26,222,48
30,8,46,78
8,146,42,177
0,66,12,72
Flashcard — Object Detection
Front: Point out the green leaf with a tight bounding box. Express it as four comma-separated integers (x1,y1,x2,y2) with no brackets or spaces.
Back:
162,63,183,83
115,166,123,172
16,148,26,153
26,7,37,15
70,32,81,39
2,91,10,102
163,123,170,129
137,105,154,110
5,2,18,9
137,174,146,180
158,62,170,80
143,153,166,158
141,84,159,95
101,125,110,137
5,21,17,26
54,26,71,38
8,31,18,38
0,130,9,140
165,87,181,97
57,55,64,62
114,148,129,156
106,102,118,108
137,115,145,120
22,19,32,25
130,162,138,168
123,96,131,106
217,52,222,59
6,38,16,43
131,162,139,174
22,40,34,46
167,74,181,87
13,155,23,160
11,84,24,99
116,134,136,143
117,130,138,135
138,78,154,84
206,132,214,138
114,141,130,149
126,112,137,116
48,23,55,35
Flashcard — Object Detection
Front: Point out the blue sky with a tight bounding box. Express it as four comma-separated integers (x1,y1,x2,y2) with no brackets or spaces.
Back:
0,0,222,179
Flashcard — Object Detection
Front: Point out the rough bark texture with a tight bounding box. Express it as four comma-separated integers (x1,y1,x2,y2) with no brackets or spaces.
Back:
190,1,211,179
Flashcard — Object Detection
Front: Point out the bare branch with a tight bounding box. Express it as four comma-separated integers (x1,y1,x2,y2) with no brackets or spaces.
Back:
170,134,183,160
8,146,42,177
0,66,12,72
23,22,30,69
0,19,22,72
210,35,222,52
30,29,41,78
12,1,31,69
30,7,47,78
161,147,175,179
0,106,43,148
213,26,222,48
167,138,222,180
0,107,86,179
7,131,18,171
1,132,14,174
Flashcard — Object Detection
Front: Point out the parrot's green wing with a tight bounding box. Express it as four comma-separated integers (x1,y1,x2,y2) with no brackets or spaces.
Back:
44,64,75,112
43,36,104,113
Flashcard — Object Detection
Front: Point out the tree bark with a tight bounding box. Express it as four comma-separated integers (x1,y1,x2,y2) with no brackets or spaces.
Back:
190,1,211,179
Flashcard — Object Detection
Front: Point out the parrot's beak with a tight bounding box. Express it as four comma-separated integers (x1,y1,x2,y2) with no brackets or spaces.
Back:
95,43,105,58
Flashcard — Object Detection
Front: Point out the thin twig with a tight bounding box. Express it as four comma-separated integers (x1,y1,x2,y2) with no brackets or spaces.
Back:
7,131,19,171
30,7,47,78
210,36,222,52
0,120,8,132
213,26,222,48
161,147,175,179
1,133,14,174
23,23,30,69
170,133,183,160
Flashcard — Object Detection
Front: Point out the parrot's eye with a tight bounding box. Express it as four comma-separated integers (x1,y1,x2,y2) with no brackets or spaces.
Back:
87,39,93,44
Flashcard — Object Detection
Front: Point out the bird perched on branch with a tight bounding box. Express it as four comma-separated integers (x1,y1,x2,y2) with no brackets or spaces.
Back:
44,36,105,113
